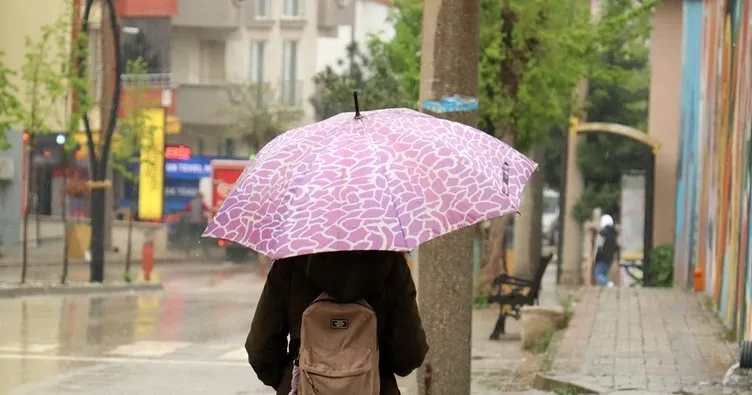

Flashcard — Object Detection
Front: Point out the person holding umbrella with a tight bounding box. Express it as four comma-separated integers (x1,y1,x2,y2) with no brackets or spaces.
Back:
203,94,538,394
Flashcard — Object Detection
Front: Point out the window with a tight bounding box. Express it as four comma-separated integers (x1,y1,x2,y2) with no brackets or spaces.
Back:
283,0,301,17
249,41,266,84
224,138,235,157
199,40,226,84
282,40,299,106
121,18,171,75
255,0,268,18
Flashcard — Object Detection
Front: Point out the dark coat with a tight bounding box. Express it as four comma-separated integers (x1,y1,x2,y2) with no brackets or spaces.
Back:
245,251,429,395
595,225,619,263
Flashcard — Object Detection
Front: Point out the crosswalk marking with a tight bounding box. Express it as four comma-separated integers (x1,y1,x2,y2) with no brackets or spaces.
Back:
107,341,191,357
218,347,247,361
0,343,58,353
206,343,237,351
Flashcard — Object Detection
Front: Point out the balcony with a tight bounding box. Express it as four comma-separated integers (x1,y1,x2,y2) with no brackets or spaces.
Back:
172,0,239,29
175,84,233,126
176,81,304,126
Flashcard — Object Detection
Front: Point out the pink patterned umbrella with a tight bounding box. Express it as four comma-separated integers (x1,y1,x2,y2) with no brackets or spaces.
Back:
203,108,537,260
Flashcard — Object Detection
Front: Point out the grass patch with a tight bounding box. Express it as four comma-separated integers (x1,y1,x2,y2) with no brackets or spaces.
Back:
723,327,737,342
531,329,556,355
552,386,580,395
473,295,489,309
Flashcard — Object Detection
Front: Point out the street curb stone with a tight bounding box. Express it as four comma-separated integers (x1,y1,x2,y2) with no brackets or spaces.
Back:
0,282,163,298
533,373,608,393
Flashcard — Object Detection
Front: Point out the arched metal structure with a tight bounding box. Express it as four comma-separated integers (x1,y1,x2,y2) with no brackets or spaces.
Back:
559,117,661,286
79,0,123,282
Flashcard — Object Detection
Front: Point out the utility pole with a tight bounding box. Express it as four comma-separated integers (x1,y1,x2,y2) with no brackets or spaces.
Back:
416,0,480,394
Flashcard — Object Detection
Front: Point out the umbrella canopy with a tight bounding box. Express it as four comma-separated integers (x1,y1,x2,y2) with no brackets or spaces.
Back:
203,108,537,260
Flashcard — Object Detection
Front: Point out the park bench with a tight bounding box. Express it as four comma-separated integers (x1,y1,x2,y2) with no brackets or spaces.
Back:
486,253,554,340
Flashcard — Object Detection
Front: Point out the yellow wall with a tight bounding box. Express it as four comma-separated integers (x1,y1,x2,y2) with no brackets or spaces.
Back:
0,0,73,132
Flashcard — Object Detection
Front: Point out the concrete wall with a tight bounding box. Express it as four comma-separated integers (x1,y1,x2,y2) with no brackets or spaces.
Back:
0,130,23,248
647,0,683,247
675,0,752,339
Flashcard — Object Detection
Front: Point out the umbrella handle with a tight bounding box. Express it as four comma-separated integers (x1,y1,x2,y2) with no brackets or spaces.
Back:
353,90,361,119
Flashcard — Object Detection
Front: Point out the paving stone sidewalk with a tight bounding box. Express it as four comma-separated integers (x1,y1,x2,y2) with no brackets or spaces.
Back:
548,287,738,393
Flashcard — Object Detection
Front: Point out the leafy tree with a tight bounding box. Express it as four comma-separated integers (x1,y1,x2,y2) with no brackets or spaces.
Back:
540,0,654,223
110,57,158,282
225,83,303,153
310,42,414,119
7,7,93,283
370,0,656,276
0,52,21,151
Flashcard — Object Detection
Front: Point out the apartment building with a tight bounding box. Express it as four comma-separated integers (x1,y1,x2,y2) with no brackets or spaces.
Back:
171,0,320,156
317,0,394,72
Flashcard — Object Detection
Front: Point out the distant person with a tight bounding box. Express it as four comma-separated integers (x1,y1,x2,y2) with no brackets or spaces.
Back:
185,192,208,241
593,214,619,287
246,251,428,395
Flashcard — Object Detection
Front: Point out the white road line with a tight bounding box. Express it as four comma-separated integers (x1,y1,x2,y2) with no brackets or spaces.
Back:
206,344,237,351
218,347,247,361
107,341,191,357
0,344,58,353
0,353,248,367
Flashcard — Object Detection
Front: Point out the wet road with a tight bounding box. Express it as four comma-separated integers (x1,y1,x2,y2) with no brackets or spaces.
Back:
0,264,274,394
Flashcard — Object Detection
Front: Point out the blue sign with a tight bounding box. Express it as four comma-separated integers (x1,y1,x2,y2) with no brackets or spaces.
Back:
422,95,479,114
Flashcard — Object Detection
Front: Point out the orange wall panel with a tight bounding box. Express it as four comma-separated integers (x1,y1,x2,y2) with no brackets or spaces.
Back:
116,0,177,17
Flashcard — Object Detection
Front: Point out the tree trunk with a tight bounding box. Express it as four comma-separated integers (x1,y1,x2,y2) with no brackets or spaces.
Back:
124,183,135,282
61,167,70,284
416,0,480,393
512,146,546,278
21,151,31,284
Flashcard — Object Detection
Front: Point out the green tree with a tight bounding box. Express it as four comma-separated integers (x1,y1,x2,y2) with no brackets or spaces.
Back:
7,7,93,283
0,52,21,151
371,0,656,276
310,42,414,119
110,57,158,282
540,0,655,223
225,82,303,153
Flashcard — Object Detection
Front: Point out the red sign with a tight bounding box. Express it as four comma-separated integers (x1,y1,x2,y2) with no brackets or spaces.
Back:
210,160,249,210
165,145,191,160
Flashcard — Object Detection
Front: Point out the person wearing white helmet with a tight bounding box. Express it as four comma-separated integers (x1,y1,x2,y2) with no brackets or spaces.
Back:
593,214,619,287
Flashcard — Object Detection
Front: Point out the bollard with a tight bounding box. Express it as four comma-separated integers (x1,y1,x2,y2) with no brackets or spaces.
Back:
694,267,704,292
141,241,154,282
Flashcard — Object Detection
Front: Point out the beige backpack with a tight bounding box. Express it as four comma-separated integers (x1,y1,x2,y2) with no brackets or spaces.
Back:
293,292,380,395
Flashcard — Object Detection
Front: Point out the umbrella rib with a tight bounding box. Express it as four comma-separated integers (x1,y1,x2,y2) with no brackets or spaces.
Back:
266,116,355,257
360,115,410,250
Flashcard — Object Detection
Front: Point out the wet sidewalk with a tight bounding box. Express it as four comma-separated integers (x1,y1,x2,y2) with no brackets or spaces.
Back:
548,287,738,393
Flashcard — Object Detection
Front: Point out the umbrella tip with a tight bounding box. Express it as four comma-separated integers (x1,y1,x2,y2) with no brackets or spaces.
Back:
353,90,361,119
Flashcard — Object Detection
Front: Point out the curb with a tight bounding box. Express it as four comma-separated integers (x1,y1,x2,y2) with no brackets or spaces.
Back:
0,282,163,298
532,373,609,393
0,256,196,268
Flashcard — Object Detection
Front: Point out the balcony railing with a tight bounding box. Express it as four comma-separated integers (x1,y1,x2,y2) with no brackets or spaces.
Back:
121,73,172,88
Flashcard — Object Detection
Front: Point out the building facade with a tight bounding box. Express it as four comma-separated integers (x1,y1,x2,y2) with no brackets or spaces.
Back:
171,0,320,156
675,0,752,338
316,0,394,72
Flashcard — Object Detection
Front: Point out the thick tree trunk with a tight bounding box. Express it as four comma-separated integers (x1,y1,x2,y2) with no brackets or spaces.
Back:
416,1,480,394
512,146,545,278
